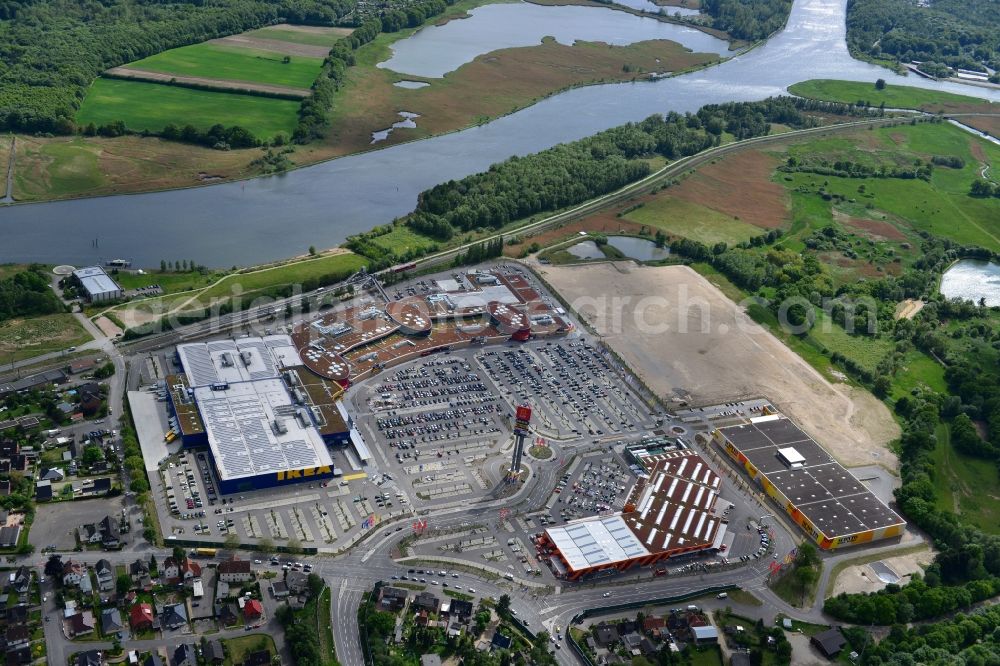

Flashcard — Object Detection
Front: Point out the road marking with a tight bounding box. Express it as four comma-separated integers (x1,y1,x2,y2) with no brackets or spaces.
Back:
342,472,368,481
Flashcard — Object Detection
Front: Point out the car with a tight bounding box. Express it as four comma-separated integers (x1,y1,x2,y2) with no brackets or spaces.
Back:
602,592,611,598
431,580,439,585
467,588,475,594
408,569,415,574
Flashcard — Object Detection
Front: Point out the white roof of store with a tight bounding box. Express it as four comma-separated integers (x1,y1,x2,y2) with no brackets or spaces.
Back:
73,266,121,296
447,284,520,311
545,515,650,571
179,337,331,481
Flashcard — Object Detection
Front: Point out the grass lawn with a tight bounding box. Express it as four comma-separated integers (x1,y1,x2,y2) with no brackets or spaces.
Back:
192,252,367,304
624,196,761,246
529,445,553,459
890,351,947,399
789,79,995,113
0,314,91,364
315,587,336,666
689,645,724,666
13,138,105,198
76,78,299,139
370,225,440,256
770,566,819,609
929,422,1000,534
807,311,893,374
0,263,30,281
113,270,223,294
124,42,324,89
727,588,763,607
222,633,276,666
248,25,353,47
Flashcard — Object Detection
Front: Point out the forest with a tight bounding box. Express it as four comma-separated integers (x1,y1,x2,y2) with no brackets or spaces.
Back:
0,265,65,321
846,0,1000,73
700,0,793,41
0,0,354,134
403,97,863,242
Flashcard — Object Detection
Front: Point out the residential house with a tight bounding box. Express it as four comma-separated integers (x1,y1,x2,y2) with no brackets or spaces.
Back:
62,560,86,587
218,604,238,627
217,559,252,583
643,616,665,636
8,566,31,594
0,479,10,496
622,633,642,653
95,559,114,592
449,598,473,621
98,515,121,549
8,454,27,473
4,625,29,648
101,608,124,636
69,359,97,375
75,651,103,666
690,626,719,645
66,610,96,637
163,558,200,583
35,480,52,502
92,478,111,494
143,655,163,666
160,603,187,630
594,623,619,647
0,525,21,548
130,558,152,589
412,592,439,613
172,644,196,666
811,628,847,659
420,656,442,666
285,570,309,595
6,645,31,665
377,586,407,612
38,467,65,482
490,631,512,651
269,581,289,599
4,603,28,626
242,651,271,666
243,599,263,622
129,603,155,632
730,653,752,666
204,640,225,665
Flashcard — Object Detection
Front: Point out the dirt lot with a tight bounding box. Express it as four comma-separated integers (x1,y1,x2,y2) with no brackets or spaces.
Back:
534,261,901,468
830,546,934,597
666,150,790,229
105,67,310,97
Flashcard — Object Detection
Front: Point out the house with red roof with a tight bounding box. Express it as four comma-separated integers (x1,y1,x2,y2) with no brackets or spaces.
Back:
243,599,263,622
129,603,155,632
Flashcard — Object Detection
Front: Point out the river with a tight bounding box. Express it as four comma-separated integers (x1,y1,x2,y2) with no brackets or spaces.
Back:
2,0,999,268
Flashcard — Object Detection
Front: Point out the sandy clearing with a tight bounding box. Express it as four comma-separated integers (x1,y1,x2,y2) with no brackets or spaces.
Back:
535,262,900,468
830,547,934,597
106,67,311,98
894,298,924,320
210,35,332,58
94,316,123,338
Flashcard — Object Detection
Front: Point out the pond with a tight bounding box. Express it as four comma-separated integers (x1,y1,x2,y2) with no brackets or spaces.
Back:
566,240,607,259
393,80,430,89
371,112,421,144
377,2,730,78
607,236,670,261
940,260,1000,307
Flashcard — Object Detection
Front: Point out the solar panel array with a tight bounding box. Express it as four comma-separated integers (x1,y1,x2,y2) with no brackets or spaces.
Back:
547,516,650,571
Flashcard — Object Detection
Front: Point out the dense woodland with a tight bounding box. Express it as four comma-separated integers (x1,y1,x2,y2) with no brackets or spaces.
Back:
701,0,792,41
0,265,64,321
846,0,1000,74
0,0,353,134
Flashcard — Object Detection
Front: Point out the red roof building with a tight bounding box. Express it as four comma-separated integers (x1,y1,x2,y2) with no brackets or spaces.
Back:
243,599,263,621
130,603,154,631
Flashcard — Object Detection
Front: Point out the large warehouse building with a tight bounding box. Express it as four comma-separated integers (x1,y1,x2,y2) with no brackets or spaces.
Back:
538,446,726,581
713,412,906,549
73,266,124,303
169,336,341,493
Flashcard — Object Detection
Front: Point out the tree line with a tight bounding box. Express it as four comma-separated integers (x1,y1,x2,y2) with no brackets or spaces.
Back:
0,0,354,134
0,264,64,322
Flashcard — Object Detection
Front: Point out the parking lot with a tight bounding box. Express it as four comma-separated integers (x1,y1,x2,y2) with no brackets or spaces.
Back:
475,340,653,439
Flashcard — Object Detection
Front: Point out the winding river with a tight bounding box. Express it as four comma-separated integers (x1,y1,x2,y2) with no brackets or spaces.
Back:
2,0,999,268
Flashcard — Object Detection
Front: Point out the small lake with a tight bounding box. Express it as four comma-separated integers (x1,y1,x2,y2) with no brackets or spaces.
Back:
567,240,606,259
393,80,430,89
940,260,1000,306
607,235,670,261
371,112,421,144
613,0,702,15
377,2,729,78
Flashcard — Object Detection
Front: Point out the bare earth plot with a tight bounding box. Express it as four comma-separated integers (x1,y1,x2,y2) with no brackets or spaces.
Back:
104,67,311,98
534,261,900,469
830,546,934,597
209,35,333,58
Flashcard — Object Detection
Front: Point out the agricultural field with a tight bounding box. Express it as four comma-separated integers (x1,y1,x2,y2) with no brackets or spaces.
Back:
246,23,353,48
623,197,762,246
0,314,92,364
76,79,300,139
118,42,325,91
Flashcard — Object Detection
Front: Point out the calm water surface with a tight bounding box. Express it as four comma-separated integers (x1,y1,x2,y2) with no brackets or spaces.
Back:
940,260,1000,307
2,0,999,267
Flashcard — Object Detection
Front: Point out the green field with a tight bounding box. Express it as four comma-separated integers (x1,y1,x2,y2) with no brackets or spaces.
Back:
113,269,222,295
194,252,367,304
222,634,276,666
0,314,91,364
789,79,993,112
13,138,106,198
77,78,299,138
930,422,1000,534
370,225,441,255
248,25,352,47
624,197,761,246
124,42,324,89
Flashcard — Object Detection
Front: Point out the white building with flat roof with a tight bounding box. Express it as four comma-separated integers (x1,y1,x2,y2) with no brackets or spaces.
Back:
73,266,123,303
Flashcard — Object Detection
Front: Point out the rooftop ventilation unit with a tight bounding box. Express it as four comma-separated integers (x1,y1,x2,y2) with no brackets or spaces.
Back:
220,352,234,368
